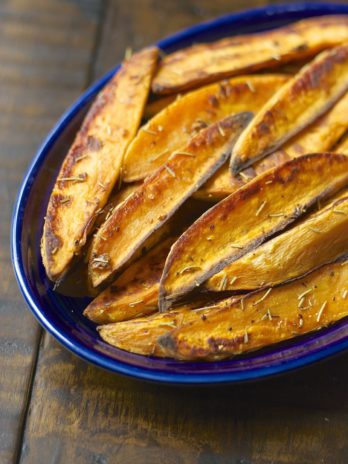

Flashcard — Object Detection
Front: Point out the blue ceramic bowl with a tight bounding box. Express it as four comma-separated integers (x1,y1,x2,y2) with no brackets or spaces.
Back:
11,2,348,384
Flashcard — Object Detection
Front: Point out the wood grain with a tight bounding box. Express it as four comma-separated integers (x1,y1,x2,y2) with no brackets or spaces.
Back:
5,1,348,463
0,0,102,462
20,337,348,464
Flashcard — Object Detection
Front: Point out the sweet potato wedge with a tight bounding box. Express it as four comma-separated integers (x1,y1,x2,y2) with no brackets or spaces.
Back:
123,75,288,182
205,191,348,291
98,296,241,356
159,260,348,361
89,112,252,287
159,153,348,311
230,45,348,173
84,237,175,323
197,91,348,200
152,16,348,95
41,47,158,281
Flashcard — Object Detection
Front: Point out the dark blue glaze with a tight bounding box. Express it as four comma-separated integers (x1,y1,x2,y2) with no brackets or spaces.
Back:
11,3,348,384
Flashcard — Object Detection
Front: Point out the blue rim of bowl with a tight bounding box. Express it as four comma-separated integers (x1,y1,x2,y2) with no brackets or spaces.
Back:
11,2,348,384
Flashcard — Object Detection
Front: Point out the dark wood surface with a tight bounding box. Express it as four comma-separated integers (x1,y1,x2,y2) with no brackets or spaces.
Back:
2,1,348,463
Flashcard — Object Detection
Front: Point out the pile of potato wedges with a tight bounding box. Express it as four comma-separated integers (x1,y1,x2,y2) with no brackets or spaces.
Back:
41,15,348,361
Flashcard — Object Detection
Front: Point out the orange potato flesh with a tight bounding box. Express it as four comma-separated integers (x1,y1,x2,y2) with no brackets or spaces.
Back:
197,91,348,200
123,75,288,182
230,45,348,173
206,191,348,291
84,237,175,324
41,47,158,281
89,112,252,287
159,154,348,311
159,261,348,361
152,15,348,95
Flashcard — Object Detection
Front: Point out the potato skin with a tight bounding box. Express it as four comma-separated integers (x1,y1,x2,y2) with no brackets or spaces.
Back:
84,237,175,324
198,91,348,200
89,112,252,287
159,153,348,311
206,191,348,291
159,260,348,361
41,47,158,281
123,75,288,182
153,15,348,95
230,45,348,173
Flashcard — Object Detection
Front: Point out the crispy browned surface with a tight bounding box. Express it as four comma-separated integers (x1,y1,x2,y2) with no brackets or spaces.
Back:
152,16,348,95
41,47,158,281
206,191,348,291
159,153,348,310
230,45,348,173
198,91,348,200
159,261,348,361
89,112,252,287
98,296,240,356
123,75,287,182
84,237,175,323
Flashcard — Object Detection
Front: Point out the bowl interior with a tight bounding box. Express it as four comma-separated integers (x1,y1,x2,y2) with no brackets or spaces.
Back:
13,2,348,383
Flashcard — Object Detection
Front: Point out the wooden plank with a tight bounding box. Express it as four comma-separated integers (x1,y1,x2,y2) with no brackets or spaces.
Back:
18,1,348,463
0,0,103,462
20,338,348,464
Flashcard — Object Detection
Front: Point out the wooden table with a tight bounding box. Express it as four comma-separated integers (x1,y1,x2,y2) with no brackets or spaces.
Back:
2,1,348,462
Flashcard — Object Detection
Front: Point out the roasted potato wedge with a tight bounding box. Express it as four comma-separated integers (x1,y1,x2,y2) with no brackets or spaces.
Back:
41,47,158,280
89,112,252,287
159,260,348,361
84,237,175,323
230,45,348,173
123,75,287,182
98,296,241,356
198,91,348,200
206,191,348,291
152,16,348,95
159,153,348,311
